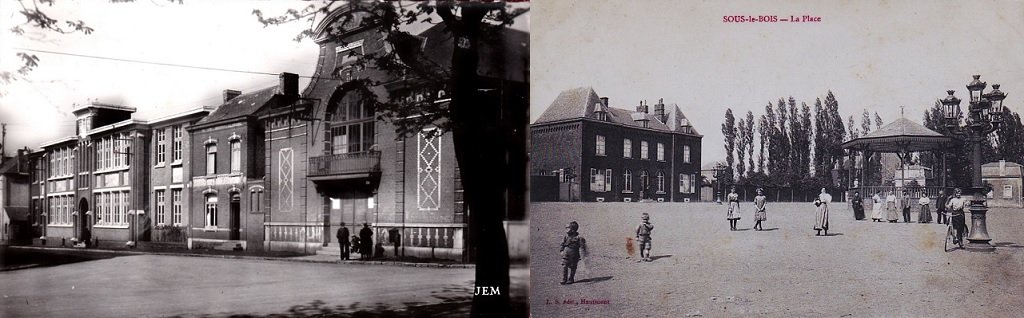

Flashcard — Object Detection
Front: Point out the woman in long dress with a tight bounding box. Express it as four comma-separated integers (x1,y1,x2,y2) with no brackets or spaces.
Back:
753,188,767,231
917,195,932,223
726,187,741,231
885,191,899,223
852,191,865,220
871,191,884,222
814,188,832,236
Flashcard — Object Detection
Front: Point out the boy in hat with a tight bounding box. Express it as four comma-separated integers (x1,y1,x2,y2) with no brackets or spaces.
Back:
636,213,654,262
560,221,587,284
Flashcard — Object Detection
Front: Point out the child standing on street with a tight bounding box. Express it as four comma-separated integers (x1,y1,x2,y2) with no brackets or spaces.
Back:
636,213,654,262
560,221,587,285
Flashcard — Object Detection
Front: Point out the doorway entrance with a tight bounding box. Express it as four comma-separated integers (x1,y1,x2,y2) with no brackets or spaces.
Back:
78,198,91,246
229,193,240,240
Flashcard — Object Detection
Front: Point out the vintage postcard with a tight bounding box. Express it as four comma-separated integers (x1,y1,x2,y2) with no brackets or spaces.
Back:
530,0,1024,317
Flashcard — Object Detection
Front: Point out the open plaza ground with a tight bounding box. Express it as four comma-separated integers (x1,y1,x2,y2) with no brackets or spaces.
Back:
0,248,528,317
530,202,1024,317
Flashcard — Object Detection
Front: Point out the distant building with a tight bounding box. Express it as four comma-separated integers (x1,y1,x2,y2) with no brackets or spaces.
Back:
1,149,31,243
531,88,703,202
893,164,933,187
982,160,1023,207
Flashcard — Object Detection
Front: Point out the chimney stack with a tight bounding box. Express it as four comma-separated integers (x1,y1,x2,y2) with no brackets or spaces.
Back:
600,97,609,108
636,100,649,114
223,89,242,103
279,72,299,98
654,98,666,123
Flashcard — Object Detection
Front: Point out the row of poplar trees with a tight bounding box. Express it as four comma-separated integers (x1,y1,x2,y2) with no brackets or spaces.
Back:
721,92,886,191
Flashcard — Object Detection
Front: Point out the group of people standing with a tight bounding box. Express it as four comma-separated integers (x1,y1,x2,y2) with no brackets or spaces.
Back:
862,189,959,224
335,222,376,261
726,187,770,231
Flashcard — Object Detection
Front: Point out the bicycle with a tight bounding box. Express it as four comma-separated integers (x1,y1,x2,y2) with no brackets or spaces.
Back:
943,212,969,252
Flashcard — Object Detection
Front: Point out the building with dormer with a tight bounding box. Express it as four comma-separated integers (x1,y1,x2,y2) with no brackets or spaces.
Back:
531,87,703,202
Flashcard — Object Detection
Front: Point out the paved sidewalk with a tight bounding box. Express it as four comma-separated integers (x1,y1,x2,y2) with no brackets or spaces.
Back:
8,245,476,268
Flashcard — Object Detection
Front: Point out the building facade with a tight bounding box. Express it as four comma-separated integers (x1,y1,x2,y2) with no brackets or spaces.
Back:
982,160,1023,208
186,78,297,251
33,103,152,247
254,5,529,260
147,107,214,246
1,150,31,243
532,88,703,202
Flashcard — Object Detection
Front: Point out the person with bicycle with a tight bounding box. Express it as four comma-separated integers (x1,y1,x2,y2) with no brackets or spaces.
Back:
946,188,968,247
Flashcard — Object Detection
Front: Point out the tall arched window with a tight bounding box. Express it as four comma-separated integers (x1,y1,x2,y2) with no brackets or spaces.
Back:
327,90,375,155
205,195,218,228
657,171,665,193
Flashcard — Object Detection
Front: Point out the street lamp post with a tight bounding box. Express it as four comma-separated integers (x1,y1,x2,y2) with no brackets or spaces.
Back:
940,75,1007,252
714,163,726,204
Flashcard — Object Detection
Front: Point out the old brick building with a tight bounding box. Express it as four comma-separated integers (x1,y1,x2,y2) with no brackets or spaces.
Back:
33,102,152,247
148,107,214,246
255,5,529,260
186,76,298,251
532,87,703,202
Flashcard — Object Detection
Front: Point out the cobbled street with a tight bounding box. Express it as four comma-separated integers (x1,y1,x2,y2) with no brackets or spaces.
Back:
531,202,1024,317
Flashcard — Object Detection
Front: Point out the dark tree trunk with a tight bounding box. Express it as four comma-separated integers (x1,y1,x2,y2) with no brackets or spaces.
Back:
441,5,512,317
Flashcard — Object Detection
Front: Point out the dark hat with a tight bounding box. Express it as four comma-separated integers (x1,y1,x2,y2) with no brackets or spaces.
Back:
566,221,579,231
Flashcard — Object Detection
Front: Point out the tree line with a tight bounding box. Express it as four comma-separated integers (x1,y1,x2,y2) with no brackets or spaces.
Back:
720,92,884,192
721,90,1024,194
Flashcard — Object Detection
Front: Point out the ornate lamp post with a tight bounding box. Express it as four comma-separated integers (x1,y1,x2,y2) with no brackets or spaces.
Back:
714,163,726,204
940,75,1007,252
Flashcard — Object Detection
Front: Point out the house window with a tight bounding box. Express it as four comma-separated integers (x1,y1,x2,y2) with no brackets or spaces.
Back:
327,91,375,154
230,140,241,173
657,143,665,161
605,168,612,192
155,190,166,225
623,139,632,158
657,171,665,193
595,135,606,156
684,145,691,163
250,188,263,213
156,129,166,165
589,168,607,192
679,174,690,193
205,195,218,227
640,170,650,193
623,169,633,192
1003,185,1013,199
206,144,217,175
171,189,182,225
172,125,183,162
641,141,649,160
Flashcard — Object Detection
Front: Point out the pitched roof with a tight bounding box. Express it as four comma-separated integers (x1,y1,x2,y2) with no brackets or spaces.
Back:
534,87,699,135
665,104,700,135
841,117,957,152
534,87,600,124
0,157,24,175
194,86,278,126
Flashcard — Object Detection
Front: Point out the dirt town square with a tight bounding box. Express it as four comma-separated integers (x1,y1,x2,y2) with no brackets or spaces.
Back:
531,202,1024,317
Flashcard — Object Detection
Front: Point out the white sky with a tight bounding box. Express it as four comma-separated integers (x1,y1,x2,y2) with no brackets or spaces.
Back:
0,0,320,151
532,0,1024,166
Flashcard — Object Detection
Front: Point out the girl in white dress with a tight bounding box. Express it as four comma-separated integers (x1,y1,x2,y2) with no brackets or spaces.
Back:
726,187,741,231
871,191,884,222
814,188,832,236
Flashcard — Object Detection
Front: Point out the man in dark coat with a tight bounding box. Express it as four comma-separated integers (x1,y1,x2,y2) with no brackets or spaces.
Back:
935,189,948,224
852,192,865,220
336,222,350,260
359,223,373,260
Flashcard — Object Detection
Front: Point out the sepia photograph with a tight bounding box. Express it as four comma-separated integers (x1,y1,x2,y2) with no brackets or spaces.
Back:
530,0,1024,317
1,1,528,317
